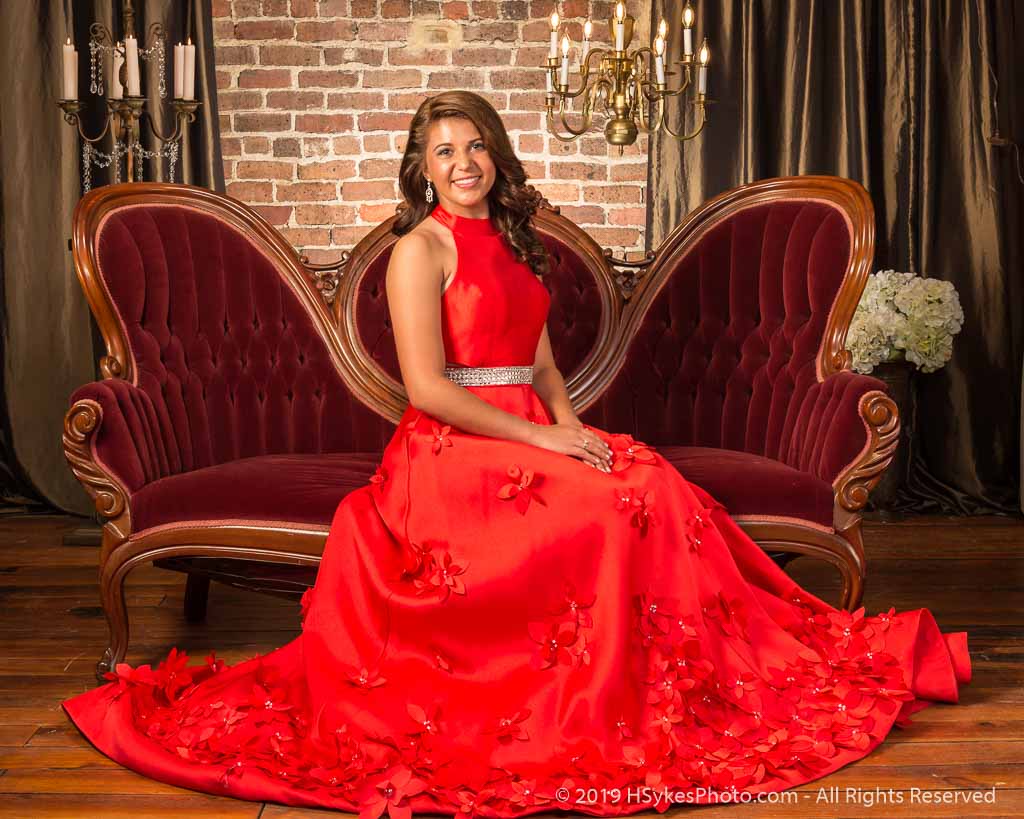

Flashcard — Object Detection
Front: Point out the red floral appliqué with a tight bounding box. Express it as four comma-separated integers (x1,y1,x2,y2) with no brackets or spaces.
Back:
369,464,388,491
686,506,715,554
483,709,531,743
497,465,547,514
614,487,658,536
430,422,454,454
609,433,657,472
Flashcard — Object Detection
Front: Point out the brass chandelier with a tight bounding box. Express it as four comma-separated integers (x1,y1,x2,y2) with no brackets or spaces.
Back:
543,1,711,151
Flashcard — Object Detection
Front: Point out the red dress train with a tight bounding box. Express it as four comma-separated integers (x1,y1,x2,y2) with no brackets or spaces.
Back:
64,203,970,817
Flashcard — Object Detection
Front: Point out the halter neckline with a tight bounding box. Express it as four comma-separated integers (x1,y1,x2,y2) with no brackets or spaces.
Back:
429,202,501,236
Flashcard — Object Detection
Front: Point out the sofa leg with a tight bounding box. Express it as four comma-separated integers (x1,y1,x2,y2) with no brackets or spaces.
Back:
184,573,210,623
96,560,130,683
835,517,867,611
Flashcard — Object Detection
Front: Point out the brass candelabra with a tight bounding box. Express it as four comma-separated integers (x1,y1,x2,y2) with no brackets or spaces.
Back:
544,2,711,152
56,0,201,190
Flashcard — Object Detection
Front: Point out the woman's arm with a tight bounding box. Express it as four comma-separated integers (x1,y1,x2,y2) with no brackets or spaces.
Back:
386,232,539,445
530,324,578,425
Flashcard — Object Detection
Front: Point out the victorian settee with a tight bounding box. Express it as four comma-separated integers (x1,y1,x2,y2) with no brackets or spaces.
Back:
63,177,899,679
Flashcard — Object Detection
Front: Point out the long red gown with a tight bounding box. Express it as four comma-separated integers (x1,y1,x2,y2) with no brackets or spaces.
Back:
64,203,971,817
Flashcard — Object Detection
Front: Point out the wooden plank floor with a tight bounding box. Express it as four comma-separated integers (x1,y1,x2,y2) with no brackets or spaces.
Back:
0,513,1020,818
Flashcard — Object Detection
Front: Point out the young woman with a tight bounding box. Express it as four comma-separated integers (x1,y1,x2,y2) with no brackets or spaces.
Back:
64,91,970,818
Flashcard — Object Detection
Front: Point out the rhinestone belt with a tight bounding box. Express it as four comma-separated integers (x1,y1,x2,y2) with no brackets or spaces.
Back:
444,365,534,386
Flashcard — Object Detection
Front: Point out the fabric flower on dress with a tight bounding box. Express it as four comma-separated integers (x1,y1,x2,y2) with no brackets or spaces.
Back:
430,422,454,454
369,464,388,491
344,666,388,693
548,581,595,628
414,550,467,600
483,709,531,743
644,663,688,706
702,592,749,639
102,661,157,701
500,778,552,810
649,702,685,735
454,787,498,817
358,765,428,819
153,648,194,703
497,465,547,514
609,434,657,472
246,682,294,721
407,703,444,739
635,592,676,643
527,620,579,670
685,507,715,554
614,487,658,537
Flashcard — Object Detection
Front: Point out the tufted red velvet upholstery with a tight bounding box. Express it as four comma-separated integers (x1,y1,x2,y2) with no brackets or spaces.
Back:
130,452,381,532
578,200,886,489
73,205,398,496
72,185,885,539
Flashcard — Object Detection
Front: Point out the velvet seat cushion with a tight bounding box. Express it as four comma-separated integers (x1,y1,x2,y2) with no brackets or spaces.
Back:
658,446,835,528
130,445,833,535
130,453,382,533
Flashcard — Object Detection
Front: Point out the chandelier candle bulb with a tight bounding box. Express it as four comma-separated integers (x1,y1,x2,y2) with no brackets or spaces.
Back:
697,38,710,94
111,43,124,99
654,37,666,84
559,35,570,86
582,19,592,63
124,35,141,96
682,2,695,56
62,38,78,100
549,12,559,58
173,42,184,98
614,2,625,51
183,39,196,100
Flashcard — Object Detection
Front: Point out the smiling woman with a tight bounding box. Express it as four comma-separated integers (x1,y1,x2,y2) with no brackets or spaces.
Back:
392,91,551,283
426,120,493,204
61,90,971,818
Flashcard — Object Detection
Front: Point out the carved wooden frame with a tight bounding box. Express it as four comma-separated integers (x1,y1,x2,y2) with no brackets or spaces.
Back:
536,175,894,610
65,177,897,678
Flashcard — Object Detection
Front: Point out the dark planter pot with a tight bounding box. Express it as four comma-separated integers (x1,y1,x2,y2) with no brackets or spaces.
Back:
866,360,916,511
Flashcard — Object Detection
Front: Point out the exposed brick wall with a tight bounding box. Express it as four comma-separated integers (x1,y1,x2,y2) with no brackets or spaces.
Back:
212,0,650,264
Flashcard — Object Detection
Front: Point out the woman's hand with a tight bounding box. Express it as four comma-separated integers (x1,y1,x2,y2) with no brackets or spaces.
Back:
528,420,614,473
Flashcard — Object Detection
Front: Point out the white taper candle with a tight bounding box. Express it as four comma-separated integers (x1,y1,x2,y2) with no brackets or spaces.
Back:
183,39,197,100
124,35,140,96
111,44,124,99
173,42,185,98
62,38,78,100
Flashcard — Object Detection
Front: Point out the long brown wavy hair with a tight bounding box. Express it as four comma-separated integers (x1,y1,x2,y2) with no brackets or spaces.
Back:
393,91,549,277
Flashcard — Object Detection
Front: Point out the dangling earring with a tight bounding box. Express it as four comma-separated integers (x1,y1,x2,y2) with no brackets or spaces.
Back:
425,179,434,203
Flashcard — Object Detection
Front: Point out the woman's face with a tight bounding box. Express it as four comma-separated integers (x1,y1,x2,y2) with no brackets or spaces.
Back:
422,117,497,216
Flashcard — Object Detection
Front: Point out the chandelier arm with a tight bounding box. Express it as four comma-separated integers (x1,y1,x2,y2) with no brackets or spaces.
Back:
556,46,613,100
661,100,708,142
553,98,594,139
143,111,184,144
71,115,113,145
661,64,694,98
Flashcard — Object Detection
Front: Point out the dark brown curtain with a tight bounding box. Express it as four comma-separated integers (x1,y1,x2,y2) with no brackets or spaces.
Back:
0,1,223,514
648,0,1023,514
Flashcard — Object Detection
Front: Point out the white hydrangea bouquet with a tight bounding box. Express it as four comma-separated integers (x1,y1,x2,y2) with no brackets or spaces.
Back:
847,269,964,374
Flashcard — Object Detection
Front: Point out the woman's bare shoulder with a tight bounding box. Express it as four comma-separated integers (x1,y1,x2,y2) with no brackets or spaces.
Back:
387,221,450,296
395,219,451,264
